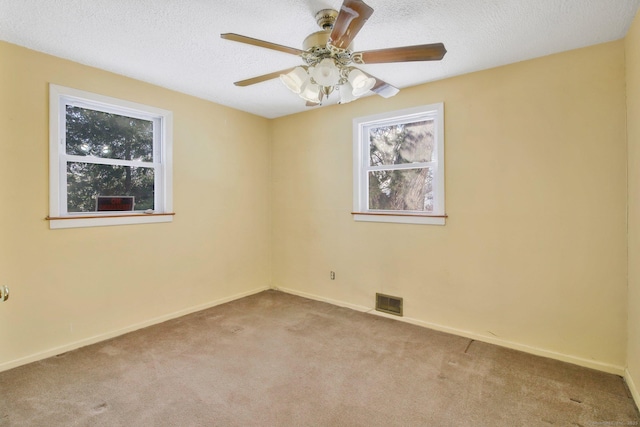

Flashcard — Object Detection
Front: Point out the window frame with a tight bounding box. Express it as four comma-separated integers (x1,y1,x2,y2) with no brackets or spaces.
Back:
48,84,173,229
352,103,445,225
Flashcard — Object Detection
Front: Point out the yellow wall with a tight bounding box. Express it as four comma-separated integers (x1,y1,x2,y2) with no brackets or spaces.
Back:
0,34,634,381
271,41,628,373
626,9,640,403
0,42,271,370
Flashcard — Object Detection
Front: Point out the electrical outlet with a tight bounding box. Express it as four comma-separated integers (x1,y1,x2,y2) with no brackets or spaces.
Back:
330,271,335,280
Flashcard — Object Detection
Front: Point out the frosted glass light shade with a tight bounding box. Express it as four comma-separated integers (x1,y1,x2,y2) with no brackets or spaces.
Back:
348,69,376,97
280,67,308,94
299,81,321,103
339,81,356,104
309,58,341,87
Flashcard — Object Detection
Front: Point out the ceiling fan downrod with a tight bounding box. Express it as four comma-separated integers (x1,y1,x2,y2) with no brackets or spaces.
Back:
315,9,338,31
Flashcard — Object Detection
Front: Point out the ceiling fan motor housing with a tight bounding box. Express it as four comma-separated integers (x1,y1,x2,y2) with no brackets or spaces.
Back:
303,31,354,53
303,31,332,51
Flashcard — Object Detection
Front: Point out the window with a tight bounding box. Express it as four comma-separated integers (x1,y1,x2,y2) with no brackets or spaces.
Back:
353,103,445,225
49,84,173,229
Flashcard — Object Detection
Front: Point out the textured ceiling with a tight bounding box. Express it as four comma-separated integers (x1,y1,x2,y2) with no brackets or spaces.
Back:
1,0,639,118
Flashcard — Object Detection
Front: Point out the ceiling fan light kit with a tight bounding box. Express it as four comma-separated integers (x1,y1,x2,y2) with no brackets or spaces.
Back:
310,58,341,87
280,66,308,94
348,69,376,97
339,81,357,104
299,81,322,103
221,0,447,107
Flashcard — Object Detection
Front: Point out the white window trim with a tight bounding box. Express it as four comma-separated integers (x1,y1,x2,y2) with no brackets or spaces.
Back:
353,103,445,225
49,84,173,229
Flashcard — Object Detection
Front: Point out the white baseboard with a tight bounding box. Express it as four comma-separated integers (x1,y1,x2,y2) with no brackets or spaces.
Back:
625,369,640,409
274,286,372,312
0,286,269,373
275,286,625,376
3,285,628,380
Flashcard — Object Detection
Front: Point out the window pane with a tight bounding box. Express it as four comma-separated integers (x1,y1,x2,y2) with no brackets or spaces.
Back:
368,167,434,212
369,120,434,166
67,163,154,212
66,106,153,162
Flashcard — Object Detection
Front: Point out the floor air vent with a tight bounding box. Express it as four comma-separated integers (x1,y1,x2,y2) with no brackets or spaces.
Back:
375,293,403,316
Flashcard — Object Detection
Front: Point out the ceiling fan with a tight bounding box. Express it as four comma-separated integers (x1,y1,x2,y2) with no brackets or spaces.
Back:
221,0,446,106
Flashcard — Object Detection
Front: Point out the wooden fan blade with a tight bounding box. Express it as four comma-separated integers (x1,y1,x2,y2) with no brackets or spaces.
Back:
359,70,400,98
221,33,304,56
234,67,296,87
371,79,400,98
355,43,447,64
329,0,374,50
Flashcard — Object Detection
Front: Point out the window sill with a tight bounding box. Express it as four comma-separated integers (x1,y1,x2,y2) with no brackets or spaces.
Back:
352,212,446,225
46,213,175,229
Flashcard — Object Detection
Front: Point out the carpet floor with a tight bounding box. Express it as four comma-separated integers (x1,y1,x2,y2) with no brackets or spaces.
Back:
0,290,638,426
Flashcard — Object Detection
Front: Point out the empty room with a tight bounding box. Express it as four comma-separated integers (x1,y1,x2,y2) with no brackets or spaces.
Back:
1,0,640,425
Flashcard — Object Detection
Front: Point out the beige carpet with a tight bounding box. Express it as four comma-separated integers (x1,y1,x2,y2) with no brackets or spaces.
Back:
0,290,638,426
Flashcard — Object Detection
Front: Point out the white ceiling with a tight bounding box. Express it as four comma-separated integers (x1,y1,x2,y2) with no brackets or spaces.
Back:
1,0,639,119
